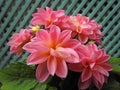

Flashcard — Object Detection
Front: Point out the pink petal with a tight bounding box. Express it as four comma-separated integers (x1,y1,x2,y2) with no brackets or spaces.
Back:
63,39,81,49
93,71,105,84
100,63,113,71
56,59,68,78
37,8,44,12
50,48,58,56
27,53,48,65
55,47,80,63
76,14,89,23
32,16,46,25
58,30,72,45
36,62,49,82
50,25,60,44
23,41,49,53
96,50,103,59
78,78,91,90
92,76,103,89
46,7,53,13
89,62,96,69
57,48,70,58
97,55,110,64
36,30,50,41
94,65,109,76
10,46,23,56
88,44,98,51
68,63,84,72
47,56,57,76
37,8,47,17
11,33,19,39
95,39,102,45
32,8,47,25
53,10,64,17
56,47,78,61
81,68,92,82
63,48,80,63
20,29,31,40
86,44,98,60
81,58,90,67
51,10,64,20
81,24,93,35
78,34,88,43
31,17,40,25
77,45,90,57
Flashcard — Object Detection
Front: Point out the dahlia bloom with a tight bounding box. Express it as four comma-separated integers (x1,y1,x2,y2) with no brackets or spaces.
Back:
69,44,112,89
7,7,113,90
55,14,102,44
70,14,102,44
8,29,33,56
31,7,65,28
23,25,80,82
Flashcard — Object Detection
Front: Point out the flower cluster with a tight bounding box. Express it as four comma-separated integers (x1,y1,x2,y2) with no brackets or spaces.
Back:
8,7,112,90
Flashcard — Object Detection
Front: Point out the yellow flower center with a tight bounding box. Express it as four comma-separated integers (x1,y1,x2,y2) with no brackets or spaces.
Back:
87,40,95,44
32,25,40,33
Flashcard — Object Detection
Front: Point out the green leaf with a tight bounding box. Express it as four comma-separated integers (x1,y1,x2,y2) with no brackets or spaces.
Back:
31,83,47,90
31,77,53,90
109,57,120,73
102,78,120,90
0,62,38,90
48,87,57,90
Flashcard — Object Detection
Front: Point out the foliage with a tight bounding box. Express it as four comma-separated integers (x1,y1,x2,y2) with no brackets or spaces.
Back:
102,78,120,90
109,57,120,73
0,62,47,90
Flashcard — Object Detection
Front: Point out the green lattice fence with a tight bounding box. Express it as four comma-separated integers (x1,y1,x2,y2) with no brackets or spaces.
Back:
0,0,120,68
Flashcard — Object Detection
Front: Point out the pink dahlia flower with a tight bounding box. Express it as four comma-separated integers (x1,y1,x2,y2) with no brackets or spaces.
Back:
56,14,102,44
69,44,112,90
8,29,33,56
65,14,93,43
31,7,65,28
23,25,80,82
